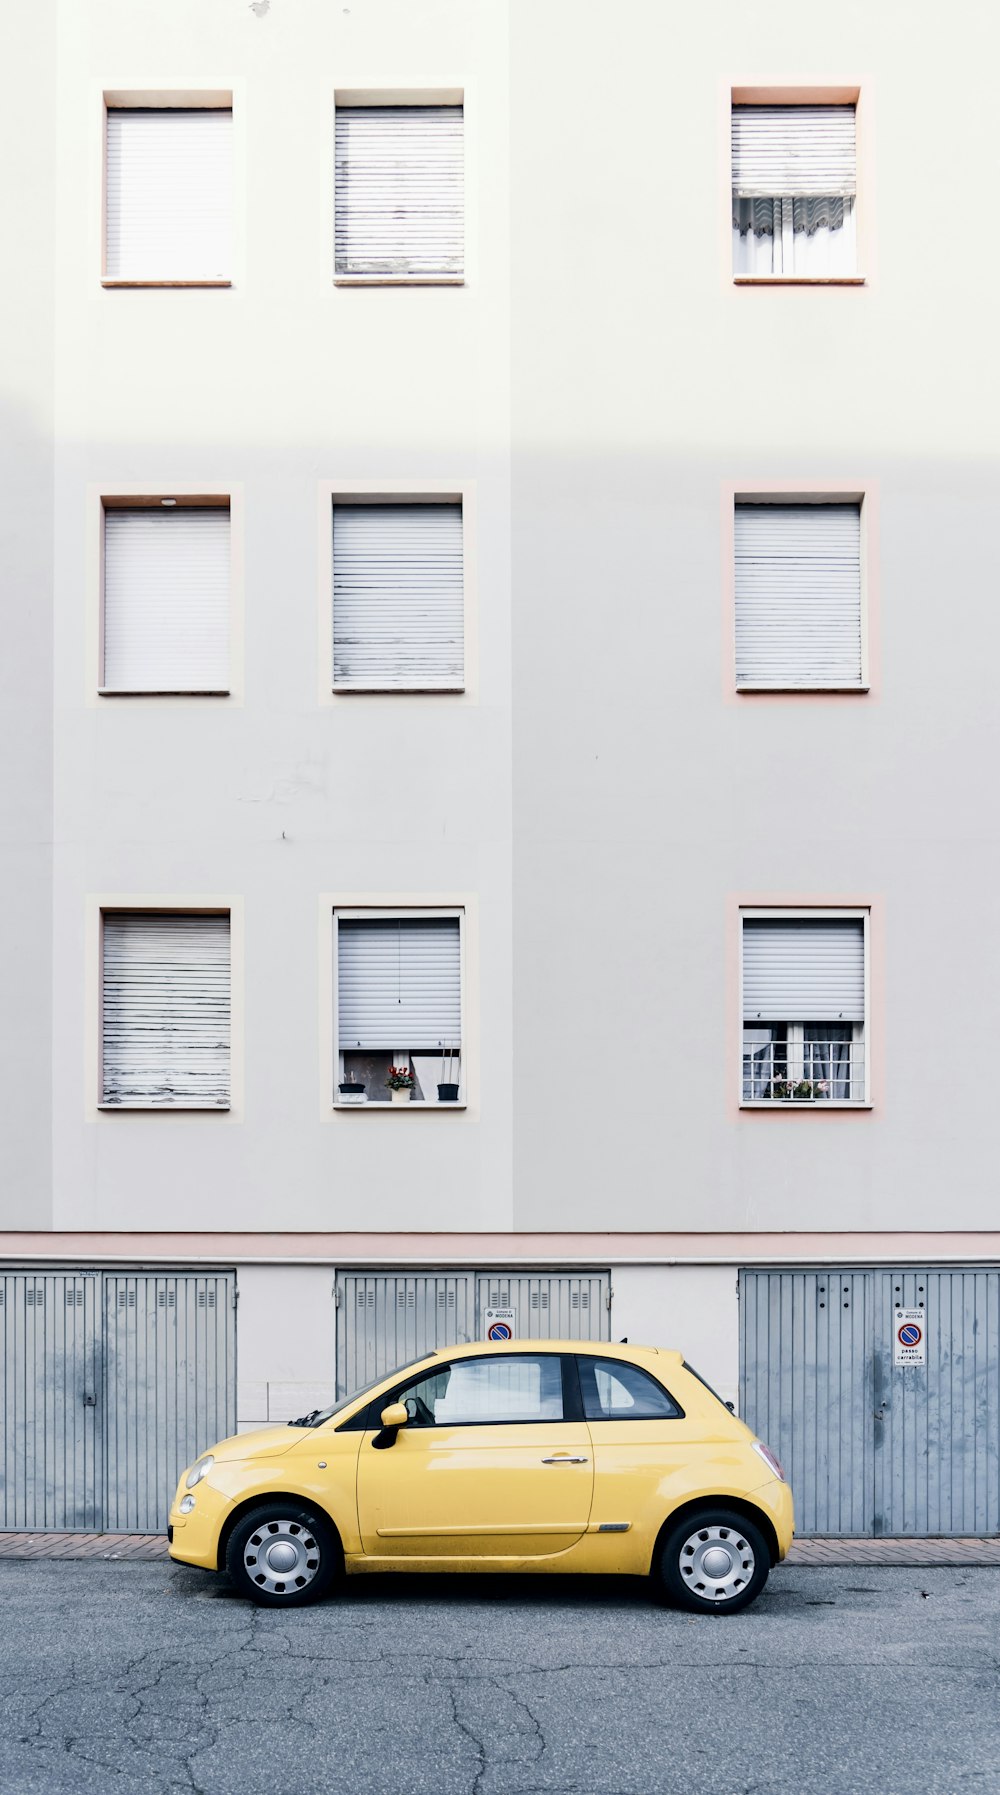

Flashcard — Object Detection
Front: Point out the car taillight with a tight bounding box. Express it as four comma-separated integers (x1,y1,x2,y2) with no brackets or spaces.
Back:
751,1439,786,1482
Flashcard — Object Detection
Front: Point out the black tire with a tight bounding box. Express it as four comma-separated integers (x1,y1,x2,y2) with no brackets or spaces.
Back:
656,1508,770,1615
226,1503,339,1608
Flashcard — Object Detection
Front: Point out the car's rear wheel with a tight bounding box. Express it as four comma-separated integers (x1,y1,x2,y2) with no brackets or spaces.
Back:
657,1509,770,1614
226,1504,338,1607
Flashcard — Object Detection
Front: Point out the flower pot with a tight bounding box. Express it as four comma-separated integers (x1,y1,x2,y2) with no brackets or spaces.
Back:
338,1082,365,1105
437,1082,460,1103
390,1086,412,1104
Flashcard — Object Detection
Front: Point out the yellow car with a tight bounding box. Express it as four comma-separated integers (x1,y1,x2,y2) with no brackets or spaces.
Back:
169,1340,793,1614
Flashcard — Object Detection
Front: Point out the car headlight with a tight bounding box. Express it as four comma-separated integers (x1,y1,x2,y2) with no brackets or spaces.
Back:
751,1439,786,1482
179,1495,196,1515
185,1454,215,1489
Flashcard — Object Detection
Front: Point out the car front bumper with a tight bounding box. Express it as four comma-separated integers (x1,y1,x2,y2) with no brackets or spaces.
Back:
167,1480,233,1571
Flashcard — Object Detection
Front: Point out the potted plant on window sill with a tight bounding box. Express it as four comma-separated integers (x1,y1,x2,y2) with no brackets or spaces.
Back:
338,1078,366,1105
766,1078,830,1102
386,1065,416,1104
437,1043,460,1103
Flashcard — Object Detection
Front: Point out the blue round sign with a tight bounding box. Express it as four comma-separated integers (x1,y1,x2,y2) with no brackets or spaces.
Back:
898,1323,921,1347
488,1322,512,1342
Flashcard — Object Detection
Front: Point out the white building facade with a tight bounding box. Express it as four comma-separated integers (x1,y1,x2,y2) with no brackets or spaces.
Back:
2,0,999,1537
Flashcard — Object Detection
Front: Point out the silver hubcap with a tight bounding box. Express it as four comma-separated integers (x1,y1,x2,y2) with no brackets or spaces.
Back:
243,1519,320,1596
678,1524,755,1604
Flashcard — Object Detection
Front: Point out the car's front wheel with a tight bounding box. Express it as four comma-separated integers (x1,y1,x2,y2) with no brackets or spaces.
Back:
226,1504,338,1607
656,1508,770,1614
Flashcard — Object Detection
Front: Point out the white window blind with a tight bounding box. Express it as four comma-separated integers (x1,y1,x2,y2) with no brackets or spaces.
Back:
732,105,856,276
731,106,856,198
742,918,865,1022
735,503,862,689
106,108,232,281
334,105,464,277
333,503,464,690
338,917,462,1050
103,508,231,692
102,913,231,1108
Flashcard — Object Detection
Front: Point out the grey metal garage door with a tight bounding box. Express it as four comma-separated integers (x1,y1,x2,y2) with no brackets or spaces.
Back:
335,1270,611,1396
740,1267,1000,1536
1,1270,236,1532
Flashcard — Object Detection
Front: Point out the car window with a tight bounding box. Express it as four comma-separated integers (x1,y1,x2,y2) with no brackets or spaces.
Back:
577,1356,681,1421
393,1354,564,1427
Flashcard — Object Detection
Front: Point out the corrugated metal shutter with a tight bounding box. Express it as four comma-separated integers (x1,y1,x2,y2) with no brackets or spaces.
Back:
334,105,464,277
102,913,231,1107
735,504,862,689
1,1272,102,1530
333,503,464,690
103,508,230,692
106,109,232,280
732,105,856,197
477,1274,611,1343
103,1272,236,1532
742,918,865,1021
338,916,461,1050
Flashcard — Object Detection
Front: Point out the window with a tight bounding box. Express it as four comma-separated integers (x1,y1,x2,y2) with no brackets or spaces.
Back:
101,912,231,1108
732,104,856,278
334,102,464,281
105,105,232,284
335,911,463,1104
741,912,868,1104
393,1355,564,1426
735,501,864,690
101,503,230,693
578,1358,680,1421
333,502,464,691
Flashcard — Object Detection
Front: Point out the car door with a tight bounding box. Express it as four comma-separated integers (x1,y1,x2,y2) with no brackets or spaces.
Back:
576,1354,704,1532
356,1351,594,1561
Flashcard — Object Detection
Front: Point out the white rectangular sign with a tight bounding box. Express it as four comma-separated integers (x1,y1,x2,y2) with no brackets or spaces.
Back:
893,1307,927,1366
484,1307,516,1341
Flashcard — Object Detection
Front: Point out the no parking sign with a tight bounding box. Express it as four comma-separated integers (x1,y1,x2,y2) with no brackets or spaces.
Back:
484,1308,516,1342
893,1307,927,1366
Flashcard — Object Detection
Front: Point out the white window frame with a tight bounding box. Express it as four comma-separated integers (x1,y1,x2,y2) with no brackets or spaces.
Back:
733,492,869,693
101,90,235,289
738,906,871,1109
333,87,465,287
730,85,865,288
332,906,466,1109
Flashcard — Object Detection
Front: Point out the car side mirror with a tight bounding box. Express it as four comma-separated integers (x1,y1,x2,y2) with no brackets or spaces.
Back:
372,1401,409,1451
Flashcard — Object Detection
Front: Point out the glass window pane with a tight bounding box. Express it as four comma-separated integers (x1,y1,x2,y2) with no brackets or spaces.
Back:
394,1355,564,1426
578,1357,680,1421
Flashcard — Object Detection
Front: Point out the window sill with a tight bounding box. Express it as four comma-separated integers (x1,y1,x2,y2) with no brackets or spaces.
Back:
97,688,231,697
733,275,866,287
333,1100,466,1111
332,684,466,696
97,1102,231,1112
333,274,465,287
740,1100,871,1111
101,278,232,289
736,683,869,695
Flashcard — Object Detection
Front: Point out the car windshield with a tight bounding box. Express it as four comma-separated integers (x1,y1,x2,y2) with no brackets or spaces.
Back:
288,1356,435,1427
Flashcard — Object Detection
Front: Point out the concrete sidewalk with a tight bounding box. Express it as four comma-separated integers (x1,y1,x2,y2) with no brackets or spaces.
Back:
1,1532,999,1565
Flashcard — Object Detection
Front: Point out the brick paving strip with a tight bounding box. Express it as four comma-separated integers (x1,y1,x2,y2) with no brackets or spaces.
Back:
0,1532,999,1566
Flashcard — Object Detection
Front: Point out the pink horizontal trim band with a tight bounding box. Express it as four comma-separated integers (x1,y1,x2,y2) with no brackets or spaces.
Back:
3,1232,1000,1263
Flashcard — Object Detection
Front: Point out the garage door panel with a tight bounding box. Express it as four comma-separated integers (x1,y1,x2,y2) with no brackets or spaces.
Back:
1,1273,101,1531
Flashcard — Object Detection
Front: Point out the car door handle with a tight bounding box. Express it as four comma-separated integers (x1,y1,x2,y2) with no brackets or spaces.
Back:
541,1455,588,1464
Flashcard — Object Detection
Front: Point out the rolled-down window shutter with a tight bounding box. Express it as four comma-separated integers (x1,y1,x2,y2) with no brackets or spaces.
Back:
735,504,862,689
333,504,464,689
103,508,231,692
335,105,464,277
105,108,232,280
338,917,462,1050
102,913,231,1107
742,918,865,1022
731,106,856,197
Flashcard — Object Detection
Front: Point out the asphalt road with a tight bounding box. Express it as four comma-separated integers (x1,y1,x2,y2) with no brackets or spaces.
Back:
1,1562,998,1795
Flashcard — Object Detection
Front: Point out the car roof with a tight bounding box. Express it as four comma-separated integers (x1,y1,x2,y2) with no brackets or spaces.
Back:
419,1340,684,1369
